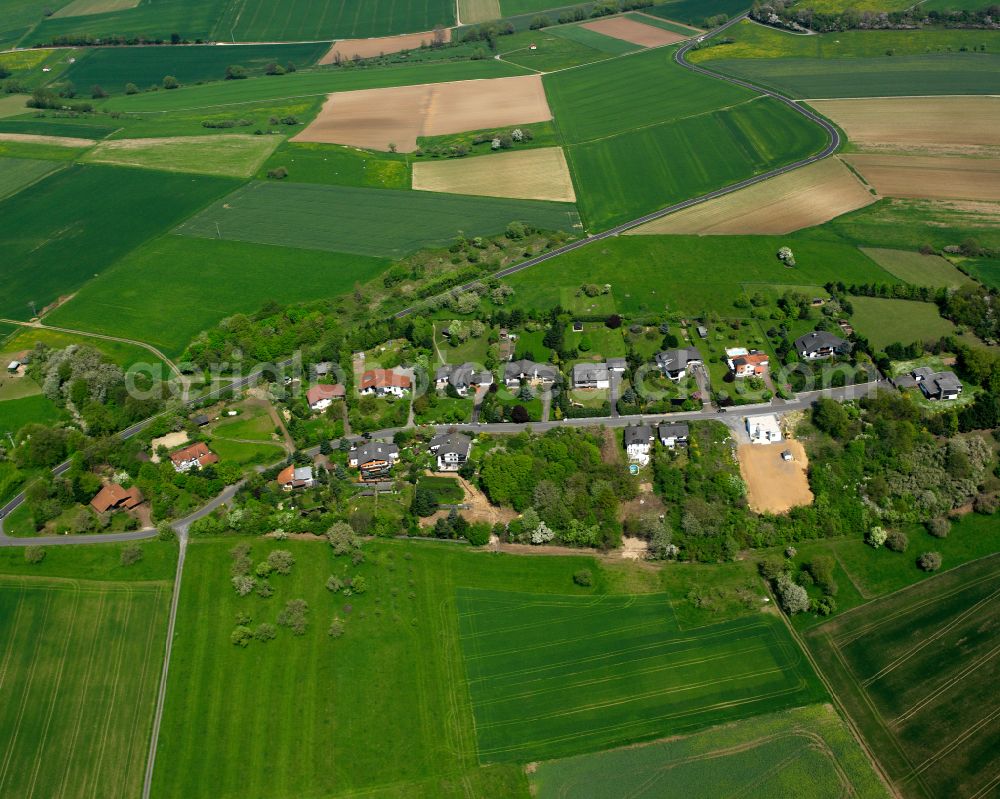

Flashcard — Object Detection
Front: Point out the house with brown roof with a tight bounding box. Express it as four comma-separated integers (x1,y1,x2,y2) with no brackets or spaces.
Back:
169,442,219,472
90,484,144,514
307,383,345,410
277,465,315,490
359,369,411,397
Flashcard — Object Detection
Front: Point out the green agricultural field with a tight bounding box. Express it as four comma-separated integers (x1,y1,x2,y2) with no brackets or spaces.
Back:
0,138,92,162
0,164,238,320
0,94,31,119
46,236,389,357
101,57,528,113
0,574,171,799
0,156,62,200
257,142,410,188
703,54,1000,99
531,704,890,798
62,42,330,95
176,180,580,259
848,296,958,350
960,257,1000,290
152,537,619,798
459,587,826,762
643,0,749,27
503,235,896,316
860,248,973,289
498,29,614,71
83,133,282,178
416,119,559,160
0,393,62,436
624,11,702,34
214,0,454,42
1,327,169,372
805,554,1000,799
0,0,74,49
0,119,116,138
548,22,642,55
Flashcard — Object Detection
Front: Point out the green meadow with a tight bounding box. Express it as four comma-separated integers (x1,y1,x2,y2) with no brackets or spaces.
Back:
0,394,62,437
1,327,169,372
0,574,171,799
176,180,580,258
498,29,616,72
547,22,642,55
531,704,889,799
0,119,115,138
63,42,330,94
848,296,959,349
46,236,389,357
805,555,1000,799
257,142,411,189
0,164,238,320
860,247,974,289
0,157,62,200
83,133,282,178
459,588,826,762
642,0,749,27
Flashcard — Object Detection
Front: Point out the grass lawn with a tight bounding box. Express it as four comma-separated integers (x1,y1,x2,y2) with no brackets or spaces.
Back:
559,286,616,316
83,134,283,178
208,437,284,468
413,395,473,425
46,236,389,357
0,156,62,200
417,475,465,503
210,405,275,441
575,322,625,358
2,327,169,373
531,704,889,798
459,587,826,762
804,554,1000,799
0,163,238,321
436,328,492,364
0,393,62,437
860,247,974,289
0,538,177,580
176,180,580,259
257,141,410,189
0,573,171,798
0,370,42,401
848,295,958,350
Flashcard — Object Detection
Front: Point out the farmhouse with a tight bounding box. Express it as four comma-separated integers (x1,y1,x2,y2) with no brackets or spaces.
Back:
428,432,473,471
794,331,849,360
435,363,493,396
89,484,143,514
658,422,689,449
572,362,610,390
276,465,315,490
746,414,783,444
655,347,702,381
307,383,345,410
504,359,557,388
348,441,400,480
913,367,963,401
624,425,655,466
359,368,411,397
169,442,218,472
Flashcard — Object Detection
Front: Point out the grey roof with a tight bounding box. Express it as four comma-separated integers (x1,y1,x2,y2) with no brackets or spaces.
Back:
658,422,689,438
892,374,918,389
655,347,701,373
435,365,454,381
293,466,313,482
624,425,654,446
442,362,493,389
607,357,627,371
697,326,708,338
192,414,209,426
352,441,399,463
794,330,847,354
929,371,962,395
573,362,609,383
505,359,557,382
314,361,333,376
429,432,472,457
912,366,934,381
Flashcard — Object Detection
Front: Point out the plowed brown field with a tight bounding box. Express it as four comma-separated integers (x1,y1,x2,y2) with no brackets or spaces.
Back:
843,154,1000,202
319,29,451,64
580,17,687,47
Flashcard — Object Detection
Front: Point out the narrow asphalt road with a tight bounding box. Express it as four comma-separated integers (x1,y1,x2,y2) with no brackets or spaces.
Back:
392,13,840,320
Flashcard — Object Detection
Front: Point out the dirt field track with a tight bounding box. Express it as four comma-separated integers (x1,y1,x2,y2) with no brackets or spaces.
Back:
319,29,451,64
629,157,874,235
0,132,96,148
292,75,552,152
810,97,1000,157
413,147,576,202
738,440,813,515
580,17,688,47
843,154,1000,202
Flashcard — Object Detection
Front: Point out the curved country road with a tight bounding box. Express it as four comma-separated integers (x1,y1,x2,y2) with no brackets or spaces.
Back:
394,13,840,319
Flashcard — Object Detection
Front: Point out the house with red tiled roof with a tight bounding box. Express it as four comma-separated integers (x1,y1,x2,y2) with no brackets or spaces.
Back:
169,442,218,473
307,383,345,411
359,368,411,397
277,464,315,490
730,352,770,378
90,484,144,514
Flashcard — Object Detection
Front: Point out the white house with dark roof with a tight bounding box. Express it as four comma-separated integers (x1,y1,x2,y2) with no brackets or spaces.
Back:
624,425,655,465
572,362,610,390
794,331,849,360
913,367,963,401
654,347,702,381
428,432,473,471
435,363,493,396
658,422,689,449
504,359,558,388
348,441,400,480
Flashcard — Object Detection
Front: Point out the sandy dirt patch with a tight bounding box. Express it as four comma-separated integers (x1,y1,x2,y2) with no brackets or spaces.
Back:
0,132,95,148
150,431,189,462
420,474,517,528
620,536,650,560
581,17,688,47
738,440,813,515
413,147,575,202
630,157,875,235
292,75,552,152
810,97,1000,157
843,154,1000,202
320,29,451,64
52,0,138,17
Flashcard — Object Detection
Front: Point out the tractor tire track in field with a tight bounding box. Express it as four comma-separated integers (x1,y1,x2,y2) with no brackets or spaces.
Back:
393,11,841,321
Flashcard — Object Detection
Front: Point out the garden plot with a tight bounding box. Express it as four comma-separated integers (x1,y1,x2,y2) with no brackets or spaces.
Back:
737,440,813,515
320,29,451,64
630,157,875,235
412,147,575,202
843,154,1000,202
810,96,1000,158
292,75,551,152
580,16,688,47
